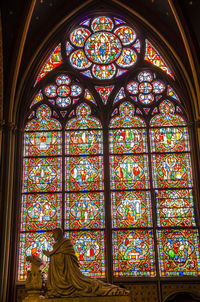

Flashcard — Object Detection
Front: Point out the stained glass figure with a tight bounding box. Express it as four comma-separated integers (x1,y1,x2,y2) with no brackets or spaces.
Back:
24,131,62,157
167,86,180,102
112,191,152,228
113,230,155,277
35,44,62,85
25,105,61,131
92,64,116,79
114,26,136,45
110,102,145,128
30,91,43,108
91,16,114,32
66,156,103,191
65,192,104,229
70,50,92,70
21,193,61,231
18,232,54,281
155,189,195,227
110,154,149,190
116,48,137,67
152,153,192,189
150,127,190,153
65,231,105,277
57,85,70,97
23,157,62,192
157,229,200,276
150,100,186,127
70,28,91,47
109,128,147,154
145,40,174,78
113,87,125,104
95,86,114,104
66,130,102,155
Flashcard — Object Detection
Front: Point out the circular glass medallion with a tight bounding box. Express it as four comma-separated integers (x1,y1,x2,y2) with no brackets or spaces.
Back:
116,48,137,68
70,50,92,70
127,81,139,94
92,64,116,79
44,85,57,97
138,71,153,82
139,82,152,94
56,97,71,107
152,81,165,94
84,32,122,64
91,16,114,32
70,84,82,97
139,93,154,104
57,85,70,97
56,75,71,85
70,27,91,47
114,26,136,45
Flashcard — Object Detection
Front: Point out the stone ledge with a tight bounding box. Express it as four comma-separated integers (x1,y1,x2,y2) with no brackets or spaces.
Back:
23,296,132,302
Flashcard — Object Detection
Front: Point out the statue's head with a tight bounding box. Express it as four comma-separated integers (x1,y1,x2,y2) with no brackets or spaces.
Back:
52,228,63,241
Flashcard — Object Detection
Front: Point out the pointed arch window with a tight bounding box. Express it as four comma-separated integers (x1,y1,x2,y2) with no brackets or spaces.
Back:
18,14,200,282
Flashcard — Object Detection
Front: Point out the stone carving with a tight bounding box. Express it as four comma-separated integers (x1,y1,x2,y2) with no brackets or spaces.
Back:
43,228,130,298
24,255,44,300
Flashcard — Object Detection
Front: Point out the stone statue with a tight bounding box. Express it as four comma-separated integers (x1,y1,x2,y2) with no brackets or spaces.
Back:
24,255,44,300
43,228,129,298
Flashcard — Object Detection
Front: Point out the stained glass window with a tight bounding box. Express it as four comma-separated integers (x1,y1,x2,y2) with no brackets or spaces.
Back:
19,14,199,283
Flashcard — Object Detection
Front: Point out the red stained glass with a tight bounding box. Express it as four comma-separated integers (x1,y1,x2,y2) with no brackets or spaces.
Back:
95,86,114,104
150,127,190,153
66,156,103,191
156,189,195,227
35,44,62,84
18,232,54,281
145,40,174,78
21,193,61,231
23,157,62,193
24,131,62,157
157,229,200,276
152,153,193,189
110,155,149,190
113,230,155,277
65,231,106,277
25,105,61,131
112,191,152,228
65,192,104,229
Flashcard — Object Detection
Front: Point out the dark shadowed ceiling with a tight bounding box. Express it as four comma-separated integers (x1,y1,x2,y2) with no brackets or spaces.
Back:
1,0,200,119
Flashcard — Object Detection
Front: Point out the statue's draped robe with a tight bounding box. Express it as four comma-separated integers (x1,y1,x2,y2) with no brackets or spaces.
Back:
46,238,126,297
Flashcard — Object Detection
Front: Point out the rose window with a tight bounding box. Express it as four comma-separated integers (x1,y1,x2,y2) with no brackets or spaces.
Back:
67,16,139,80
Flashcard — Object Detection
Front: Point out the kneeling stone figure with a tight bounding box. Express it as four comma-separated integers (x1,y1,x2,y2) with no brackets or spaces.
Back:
43,228,130,298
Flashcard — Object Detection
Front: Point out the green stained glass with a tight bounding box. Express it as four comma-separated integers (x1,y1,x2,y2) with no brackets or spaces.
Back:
65,130,102,155
25,105,61,131
112,191,152,228
150,127,190,153
18,232,54,281
65,192,104,229
110,155,149,190
109,128,147,154
23,157,62,193
152,153,193,189
21,193,61,231
24,131,62,157
157,229,200,276
66,156,103,191
65,230,105,277
156,189,195,227
113,230,155,277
